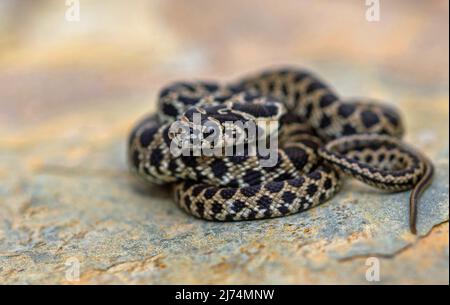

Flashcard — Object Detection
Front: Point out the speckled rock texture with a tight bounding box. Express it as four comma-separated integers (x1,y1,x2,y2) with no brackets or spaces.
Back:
0,0,448,284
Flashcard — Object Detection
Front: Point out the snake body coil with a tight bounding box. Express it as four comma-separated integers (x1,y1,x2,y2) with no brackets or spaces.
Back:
128,68,433,233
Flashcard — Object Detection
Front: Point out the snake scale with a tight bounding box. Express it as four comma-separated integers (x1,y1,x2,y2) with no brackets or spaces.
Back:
128,68,433,234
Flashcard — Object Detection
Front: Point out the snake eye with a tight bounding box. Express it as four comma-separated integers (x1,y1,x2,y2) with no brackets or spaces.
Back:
203,126,215,138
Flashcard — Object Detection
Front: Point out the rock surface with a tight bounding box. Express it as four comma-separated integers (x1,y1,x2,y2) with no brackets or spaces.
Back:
0,0,448,284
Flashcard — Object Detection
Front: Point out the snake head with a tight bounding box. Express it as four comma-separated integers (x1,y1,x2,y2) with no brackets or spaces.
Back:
168,97,285,153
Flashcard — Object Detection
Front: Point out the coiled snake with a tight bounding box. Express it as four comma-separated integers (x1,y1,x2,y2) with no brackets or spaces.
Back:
128,68,433,234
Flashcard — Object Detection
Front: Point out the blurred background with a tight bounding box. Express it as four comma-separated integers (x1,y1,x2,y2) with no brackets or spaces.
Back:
0,0,448,127
0,0,448,284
